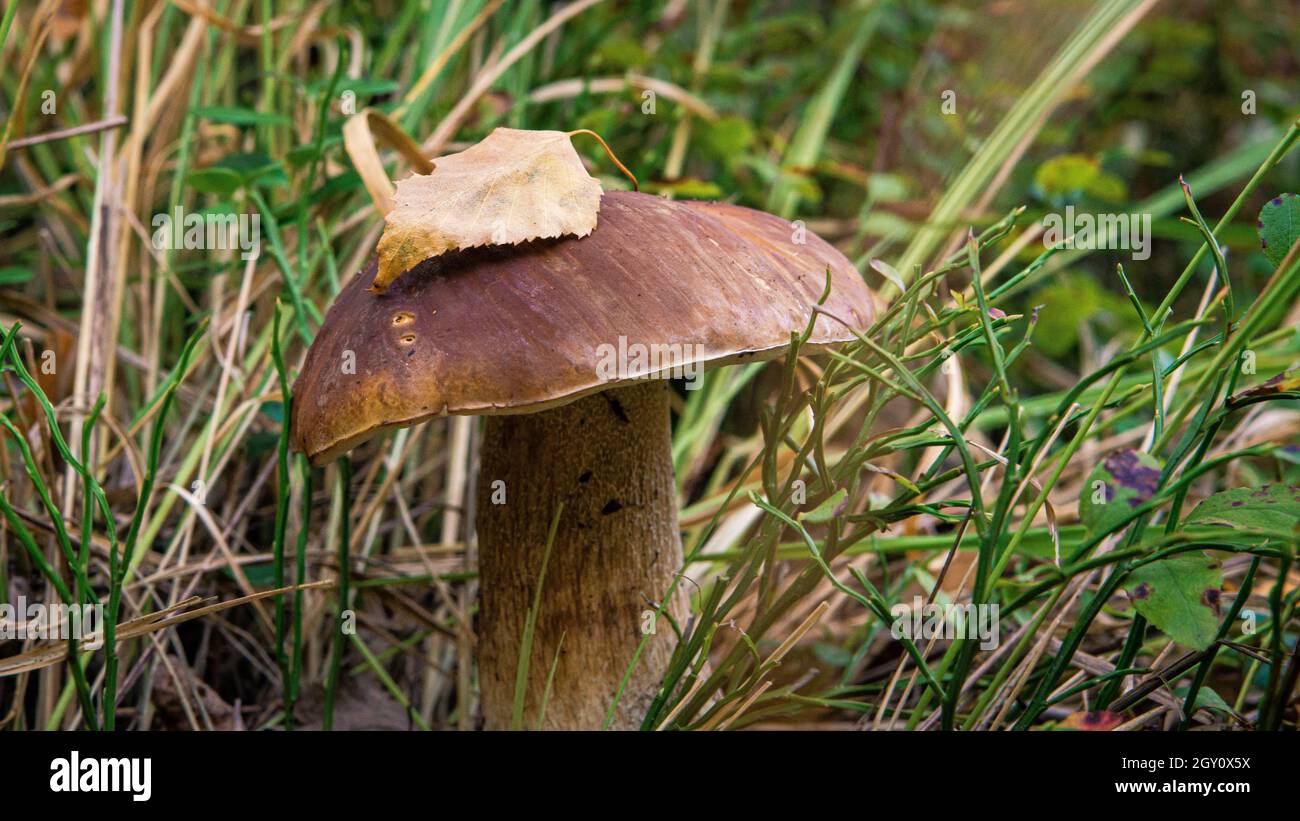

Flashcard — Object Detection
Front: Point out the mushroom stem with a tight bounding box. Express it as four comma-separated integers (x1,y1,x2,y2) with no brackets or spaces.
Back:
476,380,686,730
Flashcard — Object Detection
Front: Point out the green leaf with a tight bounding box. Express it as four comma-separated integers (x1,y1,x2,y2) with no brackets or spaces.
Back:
286,135,342,167
187,167,243,196
195,200,238,218
0,266,34,286
1030,274,1109,357
306,76,398,97
593,35,650,70
1079,449,1163,538
647,178,723,199
244,431,280,457
1033,153,1125,202
1184,484,1300,533
812,641,853,668
1175,685,1232,715
222,561,278,588
194,105,292,126
212,152,288,189
260,400,285,424
187,153,287,195
574,108,615,138
867,173,909,203
1035,154,1098,195
803,488,847,523
700,116,755,158
1124,552,1223,651
1257,193,1299,268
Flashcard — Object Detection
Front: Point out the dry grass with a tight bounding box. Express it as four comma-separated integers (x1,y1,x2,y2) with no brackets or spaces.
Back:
0,0,1297,731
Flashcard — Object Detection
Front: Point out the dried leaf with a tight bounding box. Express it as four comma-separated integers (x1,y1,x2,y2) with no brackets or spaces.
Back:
294,675,415,731
372,127,603,291
152,655,242,730
1226,368,1300,408
1057,710,1121,731
869,257,906,292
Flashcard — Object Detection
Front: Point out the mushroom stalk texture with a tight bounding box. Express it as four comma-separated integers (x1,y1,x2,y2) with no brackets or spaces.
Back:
477,381,684,730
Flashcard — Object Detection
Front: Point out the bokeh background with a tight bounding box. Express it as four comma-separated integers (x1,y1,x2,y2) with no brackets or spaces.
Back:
0,0,1297,730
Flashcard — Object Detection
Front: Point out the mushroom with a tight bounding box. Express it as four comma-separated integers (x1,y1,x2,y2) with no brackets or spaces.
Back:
292,191,875,729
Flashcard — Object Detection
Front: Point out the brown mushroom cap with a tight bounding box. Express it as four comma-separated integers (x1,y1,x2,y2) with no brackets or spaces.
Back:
292,190,875,464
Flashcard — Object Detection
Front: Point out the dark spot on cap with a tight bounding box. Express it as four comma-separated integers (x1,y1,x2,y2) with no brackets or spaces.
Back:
578,469,593,484
601,499,623,515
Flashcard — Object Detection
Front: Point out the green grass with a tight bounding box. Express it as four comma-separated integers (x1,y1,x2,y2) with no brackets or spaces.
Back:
0,0,1296,732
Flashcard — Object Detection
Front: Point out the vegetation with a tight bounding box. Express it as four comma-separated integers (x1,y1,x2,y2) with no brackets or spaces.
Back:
0,0,1296,731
